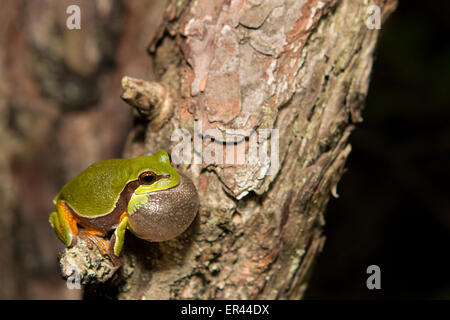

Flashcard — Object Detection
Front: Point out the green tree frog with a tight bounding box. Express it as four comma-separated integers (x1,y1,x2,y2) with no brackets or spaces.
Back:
49,150,199,259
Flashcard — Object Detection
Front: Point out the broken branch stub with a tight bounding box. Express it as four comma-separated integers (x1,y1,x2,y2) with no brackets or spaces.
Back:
120,76,174,129
58,236,120,285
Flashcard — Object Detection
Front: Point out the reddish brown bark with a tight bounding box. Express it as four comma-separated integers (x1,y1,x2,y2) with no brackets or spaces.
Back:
80,0,397,299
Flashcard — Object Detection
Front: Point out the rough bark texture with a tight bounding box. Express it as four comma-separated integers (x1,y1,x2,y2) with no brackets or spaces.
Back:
78,0,397,299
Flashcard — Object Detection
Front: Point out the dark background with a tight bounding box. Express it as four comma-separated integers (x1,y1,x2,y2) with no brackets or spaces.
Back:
305,0,450,299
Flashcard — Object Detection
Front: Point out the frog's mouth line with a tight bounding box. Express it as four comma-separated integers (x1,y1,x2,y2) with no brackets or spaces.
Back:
134,178,181,195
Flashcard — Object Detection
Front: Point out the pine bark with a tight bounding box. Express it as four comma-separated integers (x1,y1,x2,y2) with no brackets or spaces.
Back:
80,0,397,299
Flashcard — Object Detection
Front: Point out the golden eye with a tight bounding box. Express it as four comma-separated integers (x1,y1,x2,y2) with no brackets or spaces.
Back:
139,172,157,185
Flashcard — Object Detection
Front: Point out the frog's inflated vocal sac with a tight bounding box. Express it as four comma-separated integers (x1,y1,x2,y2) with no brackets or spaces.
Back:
49,150,199,258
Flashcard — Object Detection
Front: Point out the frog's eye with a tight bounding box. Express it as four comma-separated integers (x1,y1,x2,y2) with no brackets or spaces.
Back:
139,171,158,185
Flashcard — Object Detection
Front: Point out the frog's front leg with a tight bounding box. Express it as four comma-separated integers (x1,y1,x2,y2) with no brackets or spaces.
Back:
49,201,78,247
110,212,129,257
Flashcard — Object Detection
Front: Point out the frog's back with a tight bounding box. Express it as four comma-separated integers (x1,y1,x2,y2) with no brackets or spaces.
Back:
55,158,132,218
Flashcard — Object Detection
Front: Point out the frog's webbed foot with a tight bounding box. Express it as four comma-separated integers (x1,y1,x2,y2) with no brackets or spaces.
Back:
78,230,108,255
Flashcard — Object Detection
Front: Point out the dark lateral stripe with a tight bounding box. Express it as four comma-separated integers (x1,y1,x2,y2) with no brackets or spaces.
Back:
68,180,141,233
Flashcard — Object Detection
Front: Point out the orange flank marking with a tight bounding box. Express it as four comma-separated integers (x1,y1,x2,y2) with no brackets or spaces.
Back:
58,201,78,236
119,211,129,223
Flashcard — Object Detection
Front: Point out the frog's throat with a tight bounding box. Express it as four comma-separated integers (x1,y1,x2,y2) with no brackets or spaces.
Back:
128,180,181,216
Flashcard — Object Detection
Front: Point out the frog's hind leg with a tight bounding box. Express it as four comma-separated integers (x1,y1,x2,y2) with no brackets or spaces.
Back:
50,202,122,268
49,201,78,246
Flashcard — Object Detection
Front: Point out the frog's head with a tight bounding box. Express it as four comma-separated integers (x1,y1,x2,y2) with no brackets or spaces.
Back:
126,150,199,242
129,150,180,195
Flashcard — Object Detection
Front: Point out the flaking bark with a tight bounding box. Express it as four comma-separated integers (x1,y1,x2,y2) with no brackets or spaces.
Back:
69,0,397,299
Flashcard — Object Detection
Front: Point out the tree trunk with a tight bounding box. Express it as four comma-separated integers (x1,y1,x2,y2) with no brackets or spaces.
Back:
79,0,397,299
